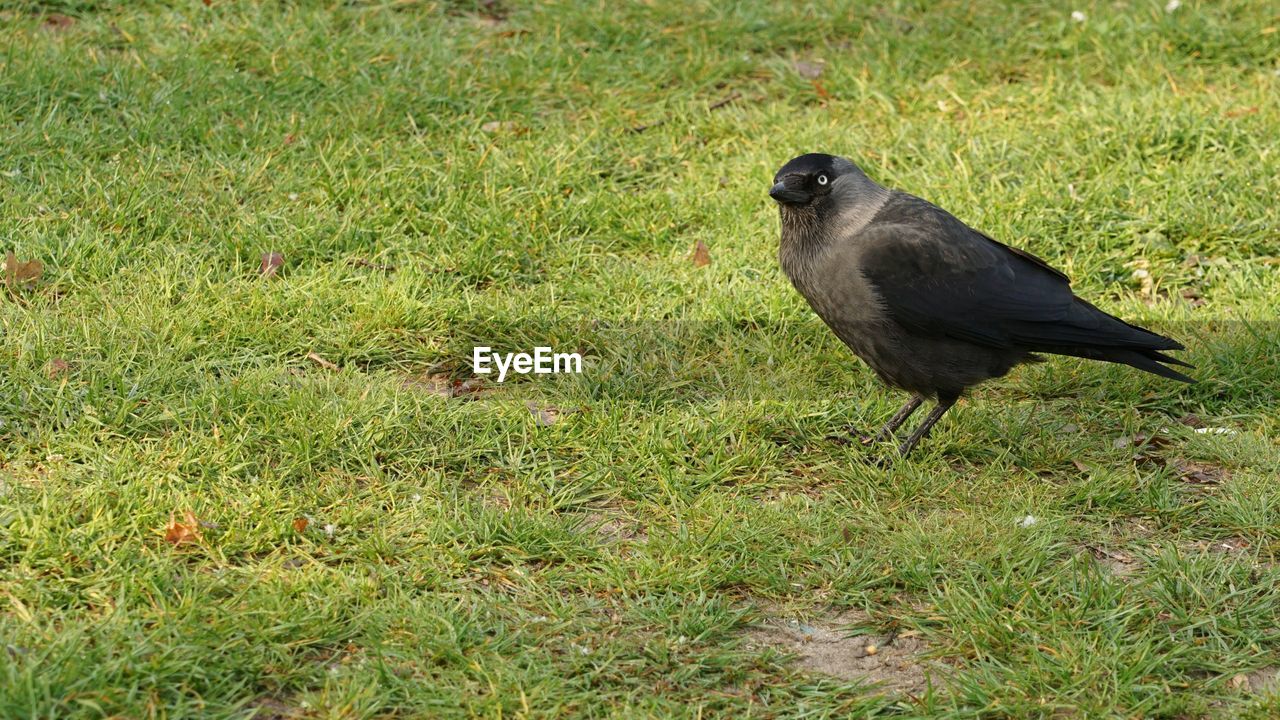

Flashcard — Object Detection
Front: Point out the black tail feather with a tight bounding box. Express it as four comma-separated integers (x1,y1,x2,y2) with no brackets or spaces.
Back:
1044,345,1196,383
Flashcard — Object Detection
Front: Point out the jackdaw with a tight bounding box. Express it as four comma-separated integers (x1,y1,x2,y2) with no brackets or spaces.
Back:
770,153,1193,459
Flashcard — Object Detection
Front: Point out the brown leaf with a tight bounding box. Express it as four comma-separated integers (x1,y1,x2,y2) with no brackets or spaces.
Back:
1072,459,1090,473
259,251,284,278
292,517,309,533
1175,459,1226,486
1224,106,1258,118
526,402,561,426
1177,414,1206,429
163,511,203,545
4,251,43,288
1085,544,1133,564
306,352,340,371
690,240,711,268
402,373,485,399
793,60,825,79
45,358,70,379
42,14,76,31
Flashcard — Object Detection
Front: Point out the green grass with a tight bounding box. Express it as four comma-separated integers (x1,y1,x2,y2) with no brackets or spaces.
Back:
2,0,1279,717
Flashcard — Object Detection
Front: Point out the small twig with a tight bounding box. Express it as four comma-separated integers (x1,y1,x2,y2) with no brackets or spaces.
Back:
349,258,397,272
628,120,666,134
708,91,742,111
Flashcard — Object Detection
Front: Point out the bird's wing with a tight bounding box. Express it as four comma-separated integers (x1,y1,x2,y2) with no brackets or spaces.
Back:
855,202,1176,351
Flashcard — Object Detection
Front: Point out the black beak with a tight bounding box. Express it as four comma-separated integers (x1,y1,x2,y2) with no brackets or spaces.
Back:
769,180,809,205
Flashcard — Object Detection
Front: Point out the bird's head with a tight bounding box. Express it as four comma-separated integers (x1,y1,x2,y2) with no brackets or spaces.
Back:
769,153,859,210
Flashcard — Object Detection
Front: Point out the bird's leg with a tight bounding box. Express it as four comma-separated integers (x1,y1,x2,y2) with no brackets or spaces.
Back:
862,395,924,445
896,396,958,459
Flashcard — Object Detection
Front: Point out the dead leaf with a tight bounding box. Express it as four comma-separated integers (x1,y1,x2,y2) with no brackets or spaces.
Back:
292,517,309,533
1228,673,1250,690
1177,414,1206,429
690,240,711,267
4,251,43,289
526,402,561,426
163,511,203,546
1175,459,1226,486
45,358,70,379
1180,287,1205,307
1072,459,1090,473
306,352,340,371
1086,544,1133,564
402,373,485,399
1224,106,1258,118
259,251,284,278
794,60,825,79
481,120,520,133
42,14,76,31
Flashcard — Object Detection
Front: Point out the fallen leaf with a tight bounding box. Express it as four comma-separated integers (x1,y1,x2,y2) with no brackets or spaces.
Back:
1177,414,1206,429
690,240,711,267
402,373,485,399
306,352,340,371
793,60,825,79
526,402,561,426
1224,106,1258,118
45,358,70,378
1228,673,1250,690
1085,544,1133,564
259,251,284,278
1072,459,1090,473
1175,459,1226,486
42,14,76,31
4,251,43,289
292,517,309,533
163,511,203,545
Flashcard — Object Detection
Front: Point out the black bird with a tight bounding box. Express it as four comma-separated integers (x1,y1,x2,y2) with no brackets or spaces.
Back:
770,153,1193,459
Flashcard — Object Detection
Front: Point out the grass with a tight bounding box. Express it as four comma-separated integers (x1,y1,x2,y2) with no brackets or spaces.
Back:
1,0,1279,717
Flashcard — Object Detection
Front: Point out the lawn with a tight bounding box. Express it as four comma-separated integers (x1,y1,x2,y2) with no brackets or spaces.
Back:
2,1,1279,717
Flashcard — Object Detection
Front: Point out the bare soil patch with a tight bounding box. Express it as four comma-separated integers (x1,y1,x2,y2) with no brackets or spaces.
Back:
743,610,941,695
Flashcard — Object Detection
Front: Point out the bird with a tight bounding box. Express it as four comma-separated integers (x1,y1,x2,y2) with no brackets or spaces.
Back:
769,153,1193,460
